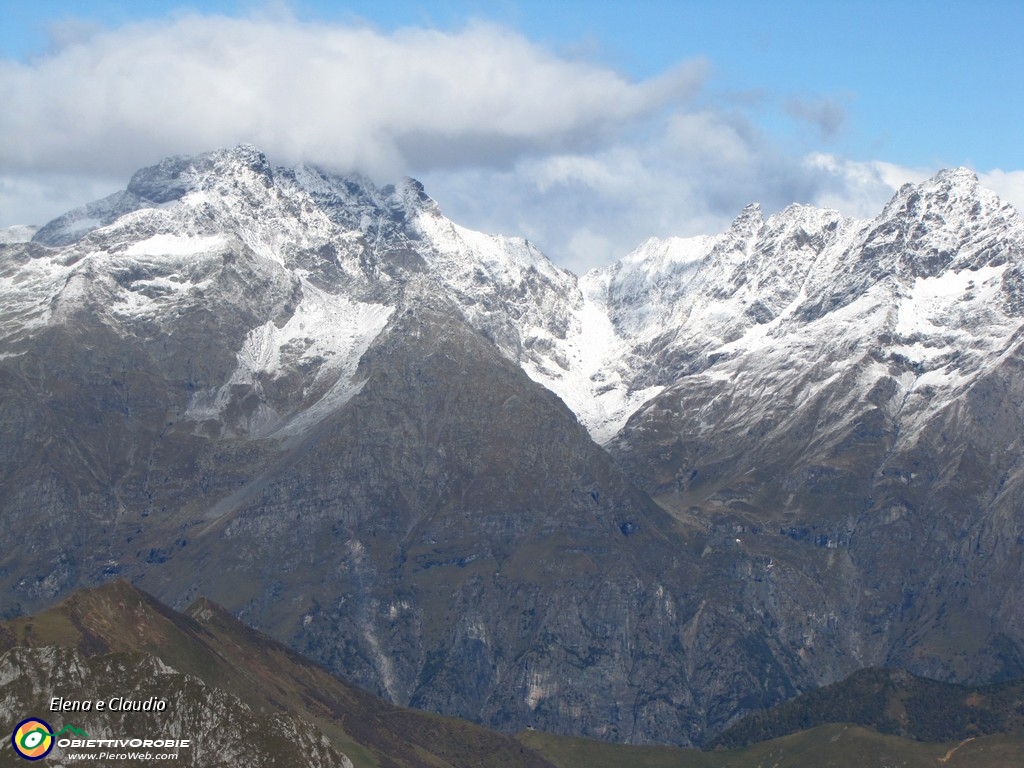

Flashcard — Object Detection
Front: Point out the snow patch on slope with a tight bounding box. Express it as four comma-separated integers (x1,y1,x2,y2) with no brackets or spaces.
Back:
894,264,1008,340
186,280,393,439
125,233,228,257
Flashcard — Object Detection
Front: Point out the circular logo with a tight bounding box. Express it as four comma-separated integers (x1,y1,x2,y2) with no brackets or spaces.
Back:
11,718,54,761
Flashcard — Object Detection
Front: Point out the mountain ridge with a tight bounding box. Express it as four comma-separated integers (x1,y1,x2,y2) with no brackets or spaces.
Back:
14,145,1020,447
2,145,1024,746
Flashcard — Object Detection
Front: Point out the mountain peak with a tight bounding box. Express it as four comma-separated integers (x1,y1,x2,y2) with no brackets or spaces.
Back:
390,176,440,215
731,202,765,234
126,144,274,204
32,145,280,247
863,165,1023,275
932,165,980,187
884,166,994,217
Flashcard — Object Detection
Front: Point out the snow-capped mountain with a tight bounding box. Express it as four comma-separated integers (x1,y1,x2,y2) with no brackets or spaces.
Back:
544,170,1022,446
10,148,1022,449
608,168,1024,476
2,145,1024,746
605,169,1024,692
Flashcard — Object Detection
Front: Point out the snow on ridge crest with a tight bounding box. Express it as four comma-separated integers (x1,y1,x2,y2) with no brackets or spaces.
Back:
10,148,1024,446
566,173,1024,443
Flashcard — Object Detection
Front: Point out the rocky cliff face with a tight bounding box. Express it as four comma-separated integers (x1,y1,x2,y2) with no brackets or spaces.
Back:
1,146,1023,745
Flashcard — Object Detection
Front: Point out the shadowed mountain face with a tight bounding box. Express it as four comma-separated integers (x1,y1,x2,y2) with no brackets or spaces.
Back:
132,304,714,743
4,583,1023,768
2,146,1024,746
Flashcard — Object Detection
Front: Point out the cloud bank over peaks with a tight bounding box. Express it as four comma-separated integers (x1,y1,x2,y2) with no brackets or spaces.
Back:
1,10,1021,273
0,13,705,178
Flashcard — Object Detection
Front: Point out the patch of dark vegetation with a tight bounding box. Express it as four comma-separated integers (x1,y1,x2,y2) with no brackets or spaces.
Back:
708,667,1024,749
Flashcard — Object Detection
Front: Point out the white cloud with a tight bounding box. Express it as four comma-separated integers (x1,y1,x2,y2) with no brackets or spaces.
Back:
1,11,1020,272
785,96,846,138
978,169,1024,215
802,153,930,218
422,109,825,274
0,13,704,178
0,171,122,229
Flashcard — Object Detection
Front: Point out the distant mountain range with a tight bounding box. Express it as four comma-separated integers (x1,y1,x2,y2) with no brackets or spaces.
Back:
1,145,1023,745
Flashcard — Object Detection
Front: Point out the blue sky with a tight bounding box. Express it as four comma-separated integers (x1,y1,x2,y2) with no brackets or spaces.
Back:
1,1,1022,271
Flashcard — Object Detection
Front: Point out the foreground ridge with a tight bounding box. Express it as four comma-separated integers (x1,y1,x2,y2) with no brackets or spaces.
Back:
0,580,557,768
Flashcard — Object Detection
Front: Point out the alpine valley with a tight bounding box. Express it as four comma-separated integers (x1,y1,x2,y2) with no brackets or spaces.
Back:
2,145,1023,748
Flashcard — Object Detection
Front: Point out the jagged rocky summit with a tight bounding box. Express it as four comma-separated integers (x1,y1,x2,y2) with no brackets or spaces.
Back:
1,145,1023,746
